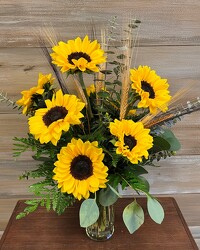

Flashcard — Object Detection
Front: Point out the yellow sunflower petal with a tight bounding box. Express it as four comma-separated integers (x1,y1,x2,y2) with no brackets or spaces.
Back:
130,65,171,114
51,35,106,73
29,90,85,145
16,73,54,115
53,138,108,200
109,119,153,164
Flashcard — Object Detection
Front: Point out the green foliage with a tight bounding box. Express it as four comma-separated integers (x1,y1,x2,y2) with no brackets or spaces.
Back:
16,188,75,219
147,131,180,163
151,136,171,153
13,134,58,159
99,185,120,206
14,135,76,219
16,200,41,219
117,165,150,194
123,200,144,234
147,196,164,224
161,129,181,151
0,91,19,110
148,150,176,163
13,135,37,157
79,199,99,227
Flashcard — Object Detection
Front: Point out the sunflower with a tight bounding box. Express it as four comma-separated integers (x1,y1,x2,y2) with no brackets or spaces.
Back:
130,65,171,114
51,35,106,73
109,119,153,164
28,90,85,146
53,138,108,200
17,73,54,114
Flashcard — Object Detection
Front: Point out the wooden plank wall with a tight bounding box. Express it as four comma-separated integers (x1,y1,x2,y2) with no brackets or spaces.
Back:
0,0,200,246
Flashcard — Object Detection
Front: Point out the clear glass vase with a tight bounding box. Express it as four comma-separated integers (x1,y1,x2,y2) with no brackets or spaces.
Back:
86,204,115,241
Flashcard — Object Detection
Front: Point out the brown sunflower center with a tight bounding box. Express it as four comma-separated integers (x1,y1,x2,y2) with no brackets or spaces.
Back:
124,135,137,150
43,106,68,127
141,81,155,99
70,155,93,180
68,52,91,65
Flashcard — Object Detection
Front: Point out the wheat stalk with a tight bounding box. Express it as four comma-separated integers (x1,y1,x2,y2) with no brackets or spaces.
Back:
72,75,88,106
119,18,135,120
141,85,196,128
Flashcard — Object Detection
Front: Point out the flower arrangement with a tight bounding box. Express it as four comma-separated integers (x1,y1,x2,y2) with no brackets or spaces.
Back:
2,19,200,235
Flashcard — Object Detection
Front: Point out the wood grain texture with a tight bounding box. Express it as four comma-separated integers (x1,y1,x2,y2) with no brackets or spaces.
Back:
1,0,200,47
0,195,199,248
0,198,198,250
0,194,198,229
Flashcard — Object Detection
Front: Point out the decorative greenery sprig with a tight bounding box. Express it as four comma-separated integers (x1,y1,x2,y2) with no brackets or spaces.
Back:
0,91,19,109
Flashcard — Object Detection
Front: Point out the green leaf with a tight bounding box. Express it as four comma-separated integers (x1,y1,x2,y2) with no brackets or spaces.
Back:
134,19,141,24
161,129,181,151
108,184,121,197
97,91,110,98
110,139,117,146
152,136,171,152
24,205,38,213
16,212,27,220
25,200,39,206
131,165,148,176
147,196,164,224
135,176,150,193
113,79,122,86
45,196,51,211
123,200,144,234
79,199,99,228
105,51,115,54
113,66,120,76
116,54,126,59
100,69,112,75
99,185,119,206
128,24,138,29
108,60,120,65
105,81,114,85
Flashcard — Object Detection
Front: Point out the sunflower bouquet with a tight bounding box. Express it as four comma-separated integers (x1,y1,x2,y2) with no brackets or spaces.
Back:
7,21,197,235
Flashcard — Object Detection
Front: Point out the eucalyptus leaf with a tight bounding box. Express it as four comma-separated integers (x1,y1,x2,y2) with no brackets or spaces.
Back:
128,24,138,29
100,69,112,75
161,129,181,151
99,185,119,206
116,54,126,59
123,200,144,234
97,91,110,98
105,81,114,85
147,196,164,224
114,79,122,86
131,165,148,176
108,60,120,65
152,136,171,153
79,199,99,228
108,184,121,197
105,50,115,54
